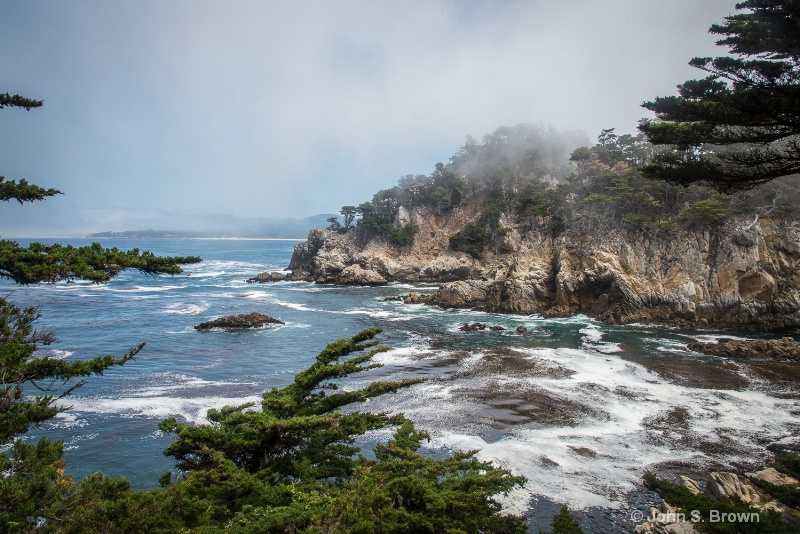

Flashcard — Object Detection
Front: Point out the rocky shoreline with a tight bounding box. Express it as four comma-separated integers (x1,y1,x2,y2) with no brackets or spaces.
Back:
248,207,800,330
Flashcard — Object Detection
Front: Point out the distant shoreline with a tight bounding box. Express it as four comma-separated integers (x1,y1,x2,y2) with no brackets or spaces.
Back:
4,236,309,241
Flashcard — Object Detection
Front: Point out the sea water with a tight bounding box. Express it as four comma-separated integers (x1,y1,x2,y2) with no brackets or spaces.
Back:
4,238,799,532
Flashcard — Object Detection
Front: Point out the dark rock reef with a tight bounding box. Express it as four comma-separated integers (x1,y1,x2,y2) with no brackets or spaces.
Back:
247,271,292,283
689,337,800,361
195,312,284,331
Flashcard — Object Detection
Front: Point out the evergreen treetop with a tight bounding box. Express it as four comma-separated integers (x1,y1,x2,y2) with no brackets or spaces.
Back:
639,0,800,191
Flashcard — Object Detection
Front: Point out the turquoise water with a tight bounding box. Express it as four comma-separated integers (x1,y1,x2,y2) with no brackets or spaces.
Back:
4,238,799,532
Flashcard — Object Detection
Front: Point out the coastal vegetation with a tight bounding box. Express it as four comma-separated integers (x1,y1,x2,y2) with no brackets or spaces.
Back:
329,123,800,260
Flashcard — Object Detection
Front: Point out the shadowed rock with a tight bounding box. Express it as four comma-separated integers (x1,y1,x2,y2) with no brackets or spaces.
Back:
688,337,800,361
459,322,505,332
247,271,291,283
195,312,284,331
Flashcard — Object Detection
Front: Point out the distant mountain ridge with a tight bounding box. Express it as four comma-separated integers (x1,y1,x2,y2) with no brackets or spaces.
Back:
88,213,334,239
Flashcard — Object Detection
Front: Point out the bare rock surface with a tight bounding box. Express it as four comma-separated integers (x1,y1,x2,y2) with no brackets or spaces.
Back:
335,264,387,285
706,471,768,506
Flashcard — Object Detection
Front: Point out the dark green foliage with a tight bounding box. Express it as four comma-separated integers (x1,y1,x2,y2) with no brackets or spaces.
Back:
329,421,527,534
680,198,732,225
643,473,793,533
0,240,201,284
0,176,62,204
0,93,42,110
774,451,800,479
751,477,800,509
159,328,421,478
450,221,492,258
0,438,73,530
387,223,417,246
326,216,343,232
750,452,800,509
342,122,800,259
639,1,800,191
340,205,357,229
540,506,583,534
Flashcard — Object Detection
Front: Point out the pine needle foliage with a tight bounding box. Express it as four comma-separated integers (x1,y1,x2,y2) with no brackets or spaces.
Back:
0,177,61,205
0,93,42,110
639,1,800,191
0,240,201,284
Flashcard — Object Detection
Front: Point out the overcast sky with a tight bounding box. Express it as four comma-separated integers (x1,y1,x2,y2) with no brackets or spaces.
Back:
1,0,739,236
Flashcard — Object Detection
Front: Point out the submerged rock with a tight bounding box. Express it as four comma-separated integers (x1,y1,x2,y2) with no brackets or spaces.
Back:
459,322,505,332
688,337,800,361
195,312,284,331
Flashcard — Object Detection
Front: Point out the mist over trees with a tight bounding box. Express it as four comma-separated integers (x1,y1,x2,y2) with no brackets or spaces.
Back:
329,121,800,259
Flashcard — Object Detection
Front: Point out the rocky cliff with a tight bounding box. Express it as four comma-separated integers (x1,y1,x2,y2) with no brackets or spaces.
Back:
283,206,800,328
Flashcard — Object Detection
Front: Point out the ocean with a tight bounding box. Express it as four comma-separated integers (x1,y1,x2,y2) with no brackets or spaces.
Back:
5,237,799,532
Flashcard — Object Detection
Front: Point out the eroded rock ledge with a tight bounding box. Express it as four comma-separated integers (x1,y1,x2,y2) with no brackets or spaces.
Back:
688,337,800,361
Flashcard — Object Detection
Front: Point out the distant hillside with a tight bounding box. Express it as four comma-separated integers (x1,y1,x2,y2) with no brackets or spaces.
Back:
88,213,335,239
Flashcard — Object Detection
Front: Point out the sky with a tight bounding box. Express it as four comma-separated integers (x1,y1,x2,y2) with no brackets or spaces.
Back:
0,0,740,236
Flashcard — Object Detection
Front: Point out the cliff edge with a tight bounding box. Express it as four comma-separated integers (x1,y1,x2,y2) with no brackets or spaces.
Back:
284,207,800,328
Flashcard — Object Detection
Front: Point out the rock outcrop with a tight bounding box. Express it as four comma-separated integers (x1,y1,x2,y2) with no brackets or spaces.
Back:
283,206,800,328
195,312,284,331
635,468,800,533
247,271,292,283
688,337,800,361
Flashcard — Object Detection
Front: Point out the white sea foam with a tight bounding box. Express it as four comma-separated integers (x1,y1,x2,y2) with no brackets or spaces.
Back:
579,324,604,344
50,412,89,429
356,343,800,510
161,302,210,316
274,300,321,312
372,346,431,366
107,285,184,293
335,308,407,321
68,395,263,426
63,432,100,451
32,348,74,360
692,333,751,344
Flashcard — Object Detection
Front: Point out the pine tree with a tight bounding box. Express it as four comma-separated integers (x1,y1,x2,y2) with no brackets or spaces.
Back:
639,1,800,192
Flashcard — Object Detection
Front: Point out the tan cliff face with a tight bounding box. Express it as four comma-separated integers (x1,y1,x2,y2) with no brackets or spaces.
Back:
287,207,800,328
